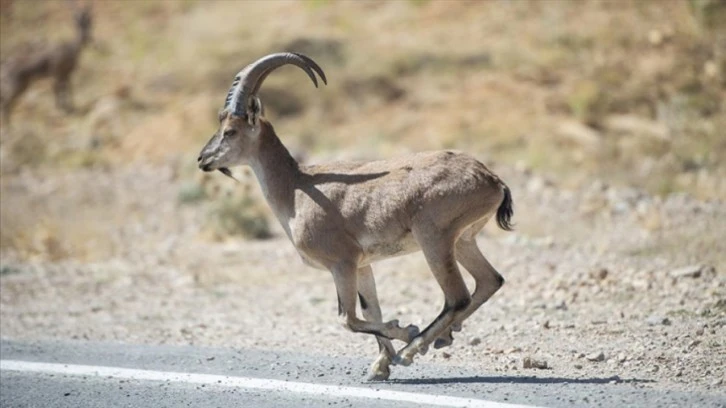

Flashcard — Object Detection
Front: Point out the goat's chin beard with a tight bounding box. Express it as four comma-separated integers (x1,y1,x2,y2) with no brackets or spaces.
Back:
218,167,239,182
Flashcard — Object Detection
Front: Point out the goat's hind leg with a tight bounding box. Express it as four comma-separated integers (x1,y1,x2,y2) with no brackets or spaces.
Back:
434,237,505,349
358,265,398,381
394,229,470,367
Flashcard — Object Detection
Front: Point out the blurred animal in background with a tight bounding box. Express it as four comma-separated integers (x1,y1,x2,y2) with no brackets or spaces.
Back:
0,4,93,123
198,53,514,381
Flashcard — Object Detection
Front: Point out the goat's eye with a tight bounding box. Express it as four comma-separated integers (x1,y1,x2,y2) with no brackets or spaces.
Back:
223,129,237,137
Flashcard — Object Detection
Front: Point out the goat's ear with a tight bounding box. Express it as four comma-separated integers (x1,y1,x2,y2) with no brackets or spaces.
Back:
246,96,263,127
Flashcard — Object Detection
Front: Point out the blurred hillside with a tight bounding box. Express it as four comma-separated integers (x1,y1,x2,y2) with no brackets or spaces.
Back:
1,0,724,193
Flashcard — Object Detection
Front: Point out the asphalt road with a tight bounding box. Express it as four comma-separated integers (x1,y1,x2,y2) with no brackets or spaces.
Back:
0,339,724,408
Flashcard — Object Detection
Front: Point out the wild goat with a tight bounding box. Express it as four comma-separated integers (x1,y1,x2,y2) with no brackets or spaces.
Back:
198,53,514,381
0,6,92,122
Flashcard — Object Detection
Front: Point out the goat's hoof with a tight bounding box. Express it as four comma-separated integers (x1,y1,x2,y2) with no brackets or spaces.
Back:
393,349,415,367
405,324,420,342
418,343,429,356
393,354,413,367
367,368,390,382
434,332,454,349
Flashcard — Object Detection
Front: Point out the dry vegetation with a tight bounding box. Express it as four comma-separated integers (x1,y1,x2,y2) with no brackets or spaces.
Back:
1,0,725,394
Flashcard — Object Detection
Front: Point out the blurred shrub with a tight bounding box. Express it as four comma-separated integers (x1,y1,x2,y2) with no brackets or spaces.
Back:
689,0,726,30
6,129,47,168
177,181,207,205
206,194,272,240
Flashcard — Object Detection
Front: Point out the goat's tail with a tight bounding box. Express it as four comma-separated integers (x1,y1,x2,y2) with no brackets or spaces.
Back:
496,184,514,231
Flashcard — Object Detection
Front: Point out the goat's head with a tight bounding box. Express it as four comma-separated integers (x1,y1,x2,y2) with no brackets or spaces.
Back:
74,6,93,44
198,53,326,175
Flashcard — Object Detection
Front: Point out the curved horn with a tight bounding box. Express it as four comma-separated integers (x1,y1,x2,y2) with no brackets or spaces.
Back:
223,52,327,117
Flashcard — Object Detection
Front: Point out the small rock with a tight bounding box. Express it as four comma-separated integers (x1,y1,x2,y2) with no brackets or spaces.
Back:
617,353,627,363
704,60,719,78
543,320,550,329
675,370,683,377
586,351,605,362
648,29,663,45
557,121,601,148
574,364,583,369
442,352,451,359
711,378,723,387
646,315,671,326
669,265,706,279
604,114,670,141
469,337,482,346
554,301,568,311
523,357,548,369
696,327,705,336
505,347,522,354
687,340,701,351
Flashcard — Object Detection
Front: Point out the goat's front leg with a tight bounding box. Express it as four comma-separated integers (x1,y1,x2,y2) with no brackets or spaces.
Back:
394,229,470,367
331,261,419,346
357,265,398,381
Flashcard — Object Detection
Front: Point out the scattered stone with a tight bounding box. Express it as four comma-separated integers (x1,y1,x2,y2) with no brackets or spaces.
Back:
442,352,451,359
687,340,701,351
711,378,723,387
648,29,663,46
669,265,707,279
505,347,522,354
554,301,568,311
586,351,605,362
603,114,670,141
696,327,705,336
574,364,583,369
557,121,601,148
206,356,215,361
617,353,627,363
469,337,482,346
675,370,683,377
543,320,550,329
523,357,548,369
646,315,671,326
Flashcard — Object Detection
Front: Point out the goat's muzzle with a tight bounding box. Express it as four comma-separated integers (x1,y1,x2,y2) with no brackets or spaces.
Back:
198,155,215,172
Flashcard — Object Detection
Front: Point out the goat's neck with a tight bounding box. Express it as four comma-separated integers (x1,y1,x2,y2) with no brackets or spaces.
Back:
248,120,300,224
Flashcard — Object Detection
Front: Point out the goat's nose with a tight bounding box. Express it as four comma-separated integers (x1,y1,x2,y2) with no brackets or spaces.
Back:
197,154,202,162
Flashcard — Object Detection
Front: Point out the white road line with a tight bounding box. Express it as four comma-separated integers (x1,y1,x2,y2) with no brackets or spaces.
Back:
1,359,542,408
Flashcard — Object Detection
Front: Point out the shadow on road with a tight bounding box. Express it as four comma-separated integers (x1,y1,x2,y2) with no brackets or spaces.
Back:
383,375,654,386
